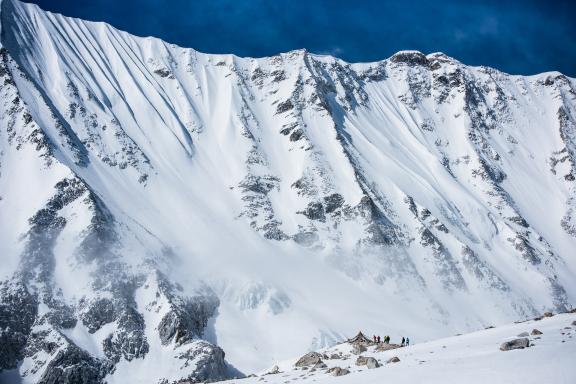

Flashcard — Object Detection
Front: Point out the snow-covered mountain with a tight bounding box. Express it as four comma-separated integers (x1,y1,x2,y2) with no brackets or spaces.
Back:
0,0,575,382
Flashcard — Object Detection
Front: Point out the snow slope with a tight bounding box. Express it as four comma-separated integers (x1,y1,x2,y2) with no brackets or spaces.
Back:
230,311,576,383
0,0,575,382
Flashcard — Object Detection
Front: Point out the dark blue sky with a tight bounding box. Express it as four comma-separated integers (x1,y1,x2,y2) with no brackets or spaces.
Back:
28,0,576,76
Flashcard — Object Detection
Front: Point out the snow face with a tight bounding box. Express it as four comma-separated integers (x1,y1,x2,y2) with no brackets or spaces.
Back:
0,0,575,381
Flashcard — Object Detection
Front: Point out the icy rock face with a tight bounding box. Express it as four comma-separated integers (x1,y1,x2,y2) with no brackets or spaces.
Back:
0,0,576,380
156,276,220,347
36,344,112,384
0,280,37,370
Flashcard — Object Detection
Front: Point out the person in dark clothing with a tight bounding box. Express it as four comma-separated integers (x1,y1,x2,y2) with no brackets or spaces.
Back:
373,335,377,343
377,336,381,343
406,337,410,346
401,337,405,346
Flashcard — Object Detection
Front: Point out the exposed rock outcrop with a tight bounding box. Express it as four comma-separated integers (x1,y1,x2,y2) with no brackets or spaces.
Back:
500,338,530,351
327,367,350,376
295,352,323,367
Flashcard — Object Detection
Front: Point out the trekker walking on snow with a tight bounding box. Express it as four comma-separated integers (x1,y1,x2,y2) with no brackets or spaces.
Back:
373,335,377,343
406,337,410,346
377,336,381,343
401,337,405,346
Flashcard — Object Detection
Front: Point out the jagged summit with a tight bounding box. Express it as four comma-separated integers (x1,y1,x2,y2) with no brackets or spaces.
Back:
0,0,575,383
0,0,462,70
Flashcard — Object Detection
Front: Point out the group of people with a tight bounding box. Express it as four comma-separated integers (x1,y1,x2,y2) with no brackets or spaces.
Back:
372,335,410,346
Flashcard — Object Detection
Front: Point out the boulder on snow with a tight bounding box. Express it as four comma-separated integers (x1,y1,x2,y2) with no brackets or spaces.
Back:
572,320,576,326
352,344,367,355
266,365,280,375
375,343,401,352
327,367,350,376
543,312,554,318
531,329,543,335
295,352,323,367
500,338,529,351
366,357,380,369
330,353,340,359
347,331,372,345
387,356,401,363
355,356,368,366
312,361,327,369
517,332,529,337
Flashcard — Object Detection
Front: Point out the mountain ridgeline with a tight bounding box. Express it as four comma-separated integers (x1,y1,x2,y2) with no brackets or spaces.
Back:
0,0,575,382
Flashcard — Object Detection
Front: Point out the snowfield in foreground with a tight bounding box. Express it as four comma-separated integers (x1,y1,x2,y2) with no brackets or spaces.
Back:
226,312,576,384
